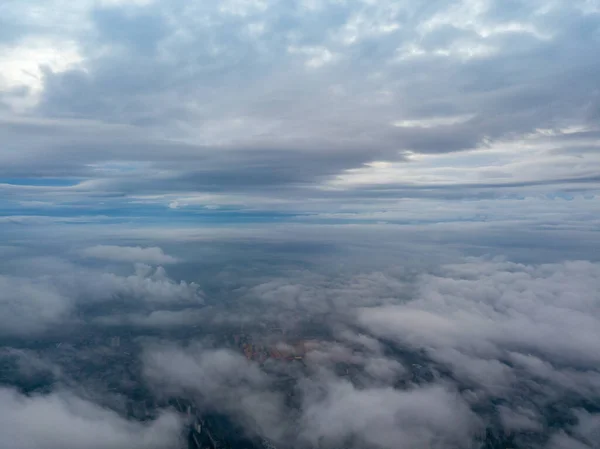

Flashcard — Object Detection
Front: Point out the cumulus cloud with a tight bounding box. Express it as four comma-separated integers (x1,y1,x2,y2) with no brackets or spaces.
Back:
356,259,600,415
141,255,598,448
144,344,289,441
96,308,206,328
0,387,184,449
297,379,479,449
3,235,600,449
89,264,203,304
143,341,480,449
0,257,202,337
0,275,73,337
81,245,178,264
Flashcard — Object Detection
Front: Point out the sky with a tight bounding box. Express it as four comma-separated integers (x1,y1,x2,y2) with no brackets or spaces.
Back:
1,1,600,449
1,0,599,240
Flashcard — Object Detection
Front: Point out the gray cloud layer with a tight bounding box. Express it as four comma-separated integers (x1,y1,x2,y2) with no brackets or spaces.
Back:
0,0,598,223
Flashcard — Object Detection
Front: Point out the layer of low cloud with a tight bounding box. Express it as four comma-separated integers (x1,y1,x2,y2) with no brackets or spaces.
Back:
0,387,184,449
144,345,287,436
81,245,179,264
143,343,480,449
0,257,202,337
358,260,600,383
2,233,600,448
142,256,599,447
349,259,600,444
297,378,479,449
0,274,73,337
546,410,600,449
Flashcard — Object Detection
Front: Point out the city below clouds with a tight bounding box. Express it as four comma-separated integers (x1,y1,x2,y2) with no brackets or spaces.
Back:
0,1,599,449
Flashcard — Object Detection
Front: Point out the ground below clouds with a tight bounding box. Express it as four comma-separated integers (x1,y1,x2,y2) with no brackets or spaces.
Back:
0,249,599,449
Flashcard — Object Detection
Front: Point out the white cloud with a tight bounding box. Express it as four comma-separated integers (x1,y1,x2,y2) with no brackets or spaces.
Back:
0,38,83,110
96,308,206,328
0,387,184,449
143,342,480,448
287,45,338,68
99,0,156,6
0,257,202,337
81,245,178,264
91,265,203,303
0,275,71,336
144,344,288,441
218,0,268,17
298,379,479,449
358,259,600,398
392,114,475,128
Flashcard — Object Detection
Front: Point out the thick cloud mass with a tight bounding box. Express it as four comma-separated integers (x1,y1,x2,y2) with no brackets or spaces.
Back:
546,409,600,449
1,238,600,448
0,255,202,337
133,257,600,448
0,275,71,336
144,345,289,439
0,388,183,449
297,379,478,449
358,260,600,382
143,343,480,449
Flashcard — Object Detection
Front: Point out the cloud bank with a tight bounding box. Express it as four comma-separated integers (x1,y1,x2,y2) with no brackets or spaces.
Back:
0,388,183,449
0,257,202,337
81,245,179,264
0,0,598,231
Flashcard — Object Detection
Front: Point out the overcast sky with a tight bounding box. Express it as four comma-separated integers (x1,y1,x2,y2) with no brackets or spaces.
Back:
0,0,598,243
